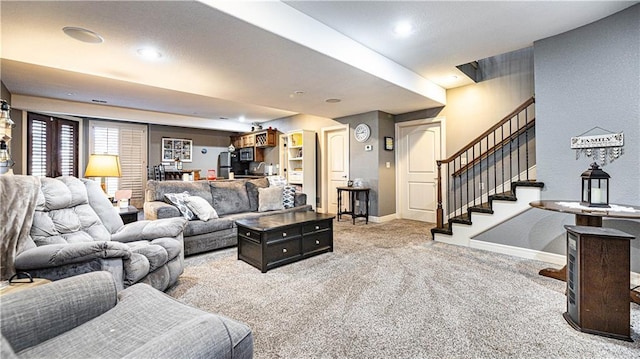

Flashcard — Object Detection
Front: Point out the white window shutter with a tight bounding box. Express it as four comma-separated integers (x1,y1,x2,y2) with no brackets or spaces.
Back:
90,121,147,206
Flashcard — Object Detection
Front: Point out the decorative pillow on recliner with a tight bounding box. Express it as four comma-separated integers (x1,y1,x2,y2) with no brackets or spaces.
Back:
258,186,284,212
164,192,195,220
283,185,296,209
184,195,218,221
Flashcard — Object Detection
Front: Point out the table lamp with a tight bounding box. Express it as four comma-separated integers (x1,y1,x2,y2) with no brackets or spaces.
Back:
84,154,121,193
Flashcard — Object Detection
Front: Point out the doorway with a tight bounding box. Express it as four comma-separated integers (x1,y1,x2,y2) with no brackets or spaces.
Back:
320,124,349,214
396,118,445,223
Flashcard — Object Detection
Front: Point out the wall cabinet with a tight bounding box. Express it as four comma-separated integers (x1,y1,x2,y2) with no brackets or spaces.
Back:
231,129,277,149
255,129,277,147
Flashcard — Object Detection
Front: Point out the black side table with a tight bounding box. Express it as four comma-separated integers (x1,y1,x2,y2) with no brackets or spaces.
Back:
337,187,370,224
118,205,139,224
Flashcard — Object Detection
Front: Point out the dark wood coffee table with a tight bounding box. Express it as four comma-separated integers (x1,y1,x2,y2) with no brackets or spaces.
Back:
236,212,335,273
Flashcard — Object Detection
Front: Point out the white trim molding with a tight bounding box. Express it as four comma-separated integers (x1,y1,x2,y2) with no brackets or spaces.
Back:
469,239,566,266
369,213,397,223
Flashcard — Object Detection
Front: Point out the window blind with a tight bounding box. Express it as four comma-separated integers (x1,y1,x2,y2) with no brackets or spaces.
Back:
30,117,48,177
28,113,79,177
59,122,77,176
90,121,147,207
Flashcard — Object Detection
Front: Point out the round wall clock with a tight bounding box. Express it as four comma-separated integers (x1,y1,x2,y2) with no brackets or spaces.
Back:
354,123,371,142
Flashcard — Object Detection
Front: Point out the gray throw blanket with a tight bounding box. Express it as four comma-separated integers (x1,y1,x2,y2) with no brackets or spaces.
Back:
0,175,40,280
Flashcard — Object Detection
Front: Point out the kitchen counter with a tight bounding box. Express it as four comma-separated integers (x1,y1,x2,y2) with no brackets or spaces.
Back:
234,175,266,179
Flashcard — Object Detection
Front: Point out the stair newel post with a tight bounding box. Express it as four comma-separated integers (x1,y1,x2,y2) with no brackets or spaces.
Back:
436,160,443,228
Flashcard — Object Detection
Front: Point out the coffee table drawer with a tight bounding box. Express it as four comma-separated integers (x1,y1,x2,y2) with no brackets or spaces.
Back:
238,226,262,242
266,238,301,264
302,231,332,254
265,226,301,242
303,219,332,234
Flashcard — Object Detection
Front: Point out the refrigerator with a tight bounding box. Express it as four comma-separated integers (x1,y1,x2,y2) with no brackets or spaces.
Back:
218,152,247,179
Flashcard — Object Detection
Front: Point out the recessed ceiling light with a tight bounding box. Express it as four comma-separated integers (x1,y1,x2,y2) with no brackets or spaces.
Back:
62,26,104,44
289,90,305,99
325,98,341,103
393,21,414,37
137,47,162,60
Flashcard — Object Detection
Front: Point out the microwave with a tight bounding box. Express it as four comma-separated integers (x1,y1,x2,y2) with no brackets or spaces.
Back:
239,147,254,162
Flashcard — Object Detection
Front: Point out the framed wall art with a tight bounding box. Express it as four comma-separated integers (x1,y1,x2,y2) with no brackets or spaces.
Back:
162,138,193,162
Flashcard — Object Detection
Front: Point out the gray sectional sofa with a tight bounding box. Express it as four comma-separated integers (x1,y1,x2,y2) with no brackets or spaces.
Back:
1,271,253,358
144,178,312,256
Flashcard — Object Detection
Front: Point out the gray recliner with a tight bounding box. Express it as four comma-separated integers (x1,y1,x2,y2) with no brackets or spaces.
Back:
9,176,187,291
0,271,253,359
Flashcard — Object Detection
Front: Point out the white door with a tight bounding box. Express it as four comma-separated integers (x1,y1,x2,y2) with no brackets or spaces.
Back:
325,127,349,214
398,122,441,222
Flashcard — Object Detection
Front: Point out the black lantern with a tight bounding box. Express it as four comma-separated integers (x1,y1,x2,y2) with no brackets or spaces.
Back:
581,162,610,208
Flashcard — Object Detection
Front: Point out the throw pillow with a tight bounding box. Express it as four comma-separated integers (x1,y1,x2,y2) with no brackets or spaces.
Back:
258,186,284,212
184,196,218,221
164,192,195,220
283,185,296,209
267,175,287,187
246,177,269,212
210,181,252,216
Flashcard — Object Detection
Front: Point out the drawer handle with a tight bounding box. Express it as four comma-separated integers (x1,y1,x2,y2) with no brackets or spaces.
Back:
282,248,287,253
315,240,320,245
246,232,250,236
315,225,320,230
282,232,287,237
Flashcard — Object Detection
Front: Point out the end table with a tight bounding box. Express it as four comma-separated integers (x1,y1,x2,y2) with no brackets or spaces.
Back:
118,205,139,224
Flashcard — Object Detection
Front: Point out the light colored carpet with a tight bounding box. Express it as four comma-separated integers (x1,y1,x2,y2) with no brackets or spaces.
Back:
168,219,640,358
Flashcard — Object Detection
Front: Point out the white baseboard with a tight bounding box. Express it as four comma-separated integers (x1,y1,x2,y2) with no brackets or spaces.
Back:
369,213,397,223
469,239,640,284
469,239,566,266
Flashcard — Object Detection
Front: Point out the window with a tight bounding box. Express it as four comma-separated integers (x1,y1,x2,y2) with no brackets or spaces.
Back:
89,121,148,207
28,113,79,177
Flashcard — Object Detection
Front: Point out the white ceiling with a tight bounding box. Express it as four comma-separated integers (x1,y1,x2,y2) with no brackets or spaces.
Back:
1,1,635,130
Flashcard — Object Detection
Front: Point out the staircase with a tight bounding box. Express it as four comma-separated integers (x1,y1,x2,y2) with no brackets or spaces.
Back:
431,97,544,246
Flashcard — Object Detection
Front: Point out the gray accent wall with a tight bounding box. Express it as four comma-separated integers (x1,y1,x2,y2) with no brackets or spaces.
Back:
336,111,381,217
378,111,396,217
477,4,640,272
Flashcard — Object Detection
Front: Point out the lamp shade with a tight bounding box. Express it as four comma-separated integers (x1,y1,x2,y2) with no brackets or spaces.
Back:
84,154,122,178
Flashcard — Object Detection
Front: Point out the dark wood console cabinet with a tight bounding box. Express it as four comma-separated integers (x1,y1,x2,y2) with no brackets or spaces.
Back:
236,212,335,273
564,225,635,341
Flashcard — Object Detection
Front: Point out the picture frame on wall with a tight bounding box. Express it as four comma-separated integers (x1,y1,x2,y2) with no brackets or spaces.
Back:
162,138,193,162
384,136,394,151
